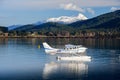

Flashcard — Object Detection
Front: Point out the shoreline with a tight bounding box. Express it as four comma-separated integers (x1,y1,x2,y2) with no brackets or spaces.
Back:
0,36,120,39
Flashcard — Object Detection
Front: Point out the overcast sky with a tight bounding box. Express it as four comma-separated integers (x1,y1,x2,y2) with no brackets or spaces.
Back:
0,0,120,26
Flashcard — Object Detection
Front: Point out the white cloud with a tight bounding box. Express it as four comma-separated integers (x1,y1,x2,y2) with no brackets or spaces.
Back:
111,7,120,11
60,3,85,12
87,8,95,15
60,3,95,15
47,13,88,24
1,0,120,10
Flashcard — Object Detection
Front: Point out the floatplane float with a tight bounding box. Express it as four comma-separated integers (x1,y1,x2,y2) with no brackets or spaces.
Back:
43,42,91,61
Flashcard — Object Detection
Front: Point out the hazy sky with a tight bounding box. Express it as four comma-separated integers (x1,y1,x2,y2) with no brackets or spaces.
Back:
0,0,120,26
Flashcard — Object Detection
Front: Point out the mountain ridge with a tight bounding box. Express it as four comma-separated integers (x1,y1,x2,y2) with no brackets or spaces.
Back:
69,10,120,29
10,10,120,32
0,10,120,38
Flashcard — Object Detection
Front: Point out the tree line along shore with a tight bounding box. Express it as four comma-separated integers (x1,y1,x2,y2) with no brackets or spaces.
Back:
0,30,120,39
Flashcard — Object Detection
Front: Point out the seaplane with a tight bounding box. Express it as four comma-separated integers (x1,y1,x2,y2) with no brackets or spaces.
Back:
43,42,91,61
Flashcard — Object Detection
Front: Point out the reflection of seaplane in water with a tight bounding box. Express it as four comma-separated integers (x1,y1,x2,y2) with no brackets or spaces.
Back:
43,62,88,79
43,42,91,61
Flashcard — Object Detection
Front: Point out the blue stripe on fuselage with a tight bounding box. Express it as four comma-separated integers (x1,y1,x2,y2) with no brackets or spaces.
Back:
45,48,55,50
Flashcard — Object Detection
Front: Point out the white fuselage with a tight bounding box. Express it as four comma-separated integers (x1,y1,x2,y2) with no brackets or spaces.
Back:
43,42,87,54
57,47,87,54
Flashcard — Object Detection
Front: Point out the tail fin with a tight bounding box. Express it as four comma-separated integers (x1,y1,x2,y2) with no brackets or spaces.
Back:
43,42,53,49
43,42,57,54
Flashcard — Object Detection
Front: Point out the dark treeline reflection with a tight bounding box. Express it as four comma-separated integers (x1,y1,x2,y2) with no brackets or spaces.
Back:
0,38,120,49
0,38,8,45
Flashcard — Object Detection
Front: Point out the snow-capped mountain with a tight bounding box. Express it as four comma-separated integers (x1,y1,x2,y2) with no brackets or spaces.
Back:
46,13,88,24
8,13,87,31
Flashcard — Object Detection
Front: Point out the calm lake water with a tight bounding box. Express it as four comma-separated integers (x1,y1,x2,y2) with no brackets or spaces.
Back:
0,38,120,80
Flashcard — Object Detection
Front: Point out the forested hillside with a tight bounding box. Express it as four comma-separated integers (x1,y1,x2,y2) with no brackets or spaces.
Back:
2,10,120,38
